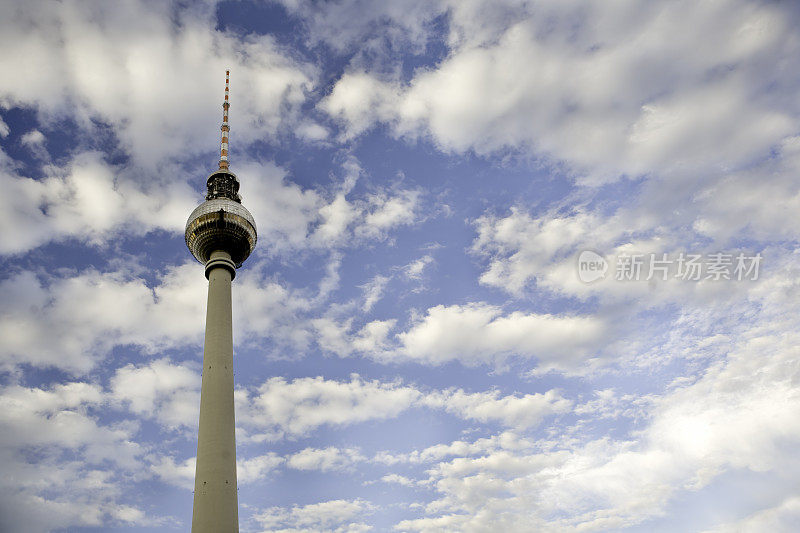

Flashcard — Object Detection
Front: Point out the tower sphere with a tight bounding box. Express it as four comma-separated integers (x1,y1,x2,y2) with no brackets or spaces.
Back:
185,191,257,268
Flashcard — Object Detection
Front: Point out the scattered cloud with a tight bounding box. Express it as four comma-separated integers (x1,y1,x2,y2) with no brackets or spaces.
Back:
0,382,146,532
321,0,799,184
236,375,422,439
3,0,800,530
110,359,200,430
237,374,569,440
253,498,374,533
0,152,196,255
395,303,607,370
238,453,286,484
0,265,204,373
703,496,800,533
403,254,433,280
361,274,390,312
0,0,315,169
287,447,365,472
423,388,572,429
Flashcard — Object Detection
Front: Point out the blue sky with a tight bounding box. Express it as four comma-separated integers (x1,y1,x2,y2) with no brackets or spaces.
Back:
1,0,800,531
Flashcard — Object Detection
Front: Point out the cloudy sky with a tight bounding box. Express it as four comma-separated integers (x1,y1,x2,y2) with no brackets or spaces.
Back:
1,0,800,531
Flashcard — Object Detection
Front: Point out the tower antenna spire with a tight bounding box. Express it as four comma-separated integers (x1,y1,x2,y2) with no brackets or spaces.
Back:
219,69,230,170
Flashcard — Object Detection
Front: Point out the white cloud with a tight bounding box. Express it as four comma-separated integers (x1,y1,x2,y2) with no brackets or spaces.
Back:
470,177,795,307
149,450,283,489
312,316,397,358
703,496,800,533
394,277,800,531
0,382,147,533
234,266,316,353
20,129,44,144
312,316,358,357
310,191,420,249
0,259,315,374
395,303,607,370
472,207,606,296
148,455,196,491
379,473,416,487
0,264,205,373
237,373,569,441
321,0,798,184
373,431,536,466
296,121,330,142
234,160,326,254
237,375,422,439
572,389,648,422
110,359,200,430
314,193,360,244
234,157,420,256
424,388,572,429
351,320,397,354
0,144,419,258
3,3,798,531
404,254,433,280
287,446,364,472
0,0,315,169
0,151,196,255
148,452,287,492
313,301,608,372
253,498,374,533
238,453,286,484
20,129,45,158
358,189,420,240
320,72,399,140
361,274,390,312
417,431,535,463
280,0,443,54
0,382,129,458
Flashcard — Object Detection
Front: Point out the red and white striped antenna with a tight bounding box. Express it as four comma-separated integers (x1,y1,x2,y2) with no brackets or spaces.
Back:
219,69,230,170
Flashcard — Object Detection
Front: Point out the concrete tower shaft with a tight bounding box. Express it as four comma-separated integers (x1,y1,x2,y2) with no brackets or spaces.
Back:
192,249,238,532
186,70,255,533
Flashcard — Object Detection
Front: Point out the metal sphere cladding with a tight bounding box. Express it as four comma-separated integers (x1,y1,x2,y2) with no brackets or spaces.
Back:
185,170,257,267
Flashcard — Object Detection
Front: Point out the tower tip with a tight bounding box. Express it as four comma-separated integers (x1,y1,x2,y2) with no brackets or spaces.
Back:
219,70,230,170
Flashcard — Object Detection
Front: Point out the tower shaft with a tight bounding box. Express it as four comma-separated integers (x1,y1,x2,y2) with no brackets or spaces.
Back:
192,250,239,533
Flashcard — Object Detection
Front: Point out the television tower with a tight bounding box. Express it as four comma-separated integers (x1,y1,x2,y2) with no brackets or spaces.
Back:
185,70,257,533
